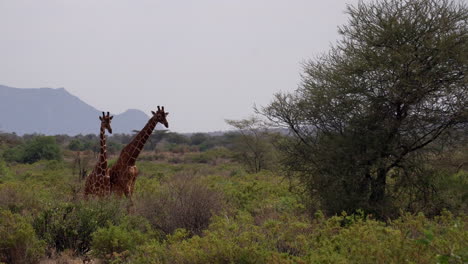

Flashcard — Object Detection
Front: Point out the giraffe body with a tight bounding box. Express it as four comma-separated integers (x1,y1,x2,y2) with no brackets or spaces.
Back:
84,167,111,196
84,112,113,197
110,106,168,197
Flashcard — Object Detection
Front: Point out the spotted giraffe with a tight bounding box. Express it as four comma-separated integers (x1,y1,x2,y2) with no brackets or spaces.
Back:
84,112,113,197
110,106,169,197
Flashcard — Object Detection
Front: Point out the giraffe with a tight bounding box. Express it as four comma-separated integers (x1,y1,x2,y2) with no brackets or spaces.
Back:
110,106,169,197
84,112,113,197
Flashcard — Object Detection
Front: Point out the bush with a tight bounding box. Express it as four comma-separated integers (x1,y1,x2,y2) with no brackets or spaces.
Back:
33,198,127,254
0,209,45,264
0,158,11,182
130,240,167,264
22,136,62,164
206,171,305,217
185,147,232,164
136,212,311,264
132,210,467,264
308,211,468,263
433,170,468,214
0,183,43,215
3,136,62,164
67,139,85,151
135,173,224,235
2,146,24,164
389,169,468,217
91,223,146,263
190,133,209,146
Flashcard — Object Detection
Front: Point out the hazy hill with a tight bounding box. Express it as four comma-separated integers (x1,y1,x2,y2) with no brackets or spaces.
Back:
0,85,150,135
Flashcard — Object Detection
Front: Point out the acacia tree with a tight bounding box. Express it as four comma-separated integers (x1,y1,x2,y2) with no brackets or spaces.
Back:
226,117,277,173
262,0,468,215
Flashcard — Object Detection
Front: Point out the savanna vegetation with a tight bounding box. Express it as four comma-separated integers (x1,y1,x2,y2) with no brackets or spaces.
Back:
1,128,466,264
0,0,467,263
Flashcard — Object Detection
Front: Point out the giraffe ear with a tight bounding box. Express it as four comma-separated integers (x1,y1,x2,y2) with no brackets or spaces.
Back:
99,116,103,121
151,111,156,115
109,116,113,120
165,112,169,116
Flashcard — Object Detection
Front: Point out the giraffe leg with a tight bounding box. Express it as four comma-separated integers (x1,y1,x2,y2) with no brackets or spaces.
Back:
123,166,138,197
104,169,111,196
129,166,138,196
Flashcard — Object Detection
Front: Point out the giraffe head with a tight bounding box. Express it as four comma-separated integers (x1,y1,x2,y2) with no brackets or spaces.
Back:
151,106,169,128
99,112,113,134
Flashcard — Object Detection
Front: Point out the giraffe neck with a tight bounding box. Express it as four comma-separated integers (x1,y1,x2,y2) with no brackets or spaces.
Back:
119,117,158,166
98,126,107,171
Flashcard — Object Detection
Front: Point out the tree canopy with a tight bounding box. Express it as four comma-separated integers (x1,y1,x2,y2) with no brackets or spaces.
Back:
262,0,468,216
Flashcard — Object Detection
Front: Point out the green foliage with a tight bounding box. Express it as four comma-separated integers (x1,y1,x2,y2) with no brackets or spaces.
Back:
33,199,128,254
206,171,305,216
3,136,62,164
190,133,208,146
0,128,466,263
0,209,45,264
107,141,124,155
131,240,168,264
390,169,468,217
91,223,146,263
21,136,62,164
185,147,232,164
2,145,24,163
262,0,468,216
0,182,45,215
0,158,11,180
67,139,86,151
68,137,123,153
226,117,279,173
303,211,468,263
165,132,190,145
434,171,468,213
129,210,467,264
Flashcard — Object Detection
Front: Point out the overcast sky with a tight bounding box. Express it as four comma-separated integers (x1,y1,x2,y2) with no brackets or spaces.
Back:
1,0,360,132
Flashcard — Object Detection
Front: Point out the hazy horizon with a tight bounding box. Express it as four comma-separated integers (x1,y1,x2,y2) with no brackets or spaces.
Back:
1,0,360,133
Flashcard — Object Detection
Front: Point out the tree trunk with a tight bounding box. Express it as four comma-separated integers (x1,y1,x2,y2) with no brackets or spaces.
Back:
369,168,387,207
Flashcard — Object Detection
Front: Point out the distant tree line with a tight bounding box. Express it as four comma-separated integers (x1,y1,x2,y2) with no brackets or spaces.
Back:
0,129,277,169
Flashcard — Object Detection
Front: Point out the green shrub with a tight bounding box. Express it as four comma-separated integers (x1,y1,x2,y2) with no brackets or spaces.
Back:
190,133,209,146
134,210,467,264
0,182,44,215
67,139,85,151
434,171,468,214
131,240,168,264
22,136,62,164
206,171,305,216
91,223,146,263
307,211,468,264
389,169,468,217
2,146,24,164
0,158,12,183
0,209,45,264
185,147,232,164
3,136,61,164
149,212,308,264
33,198,127,254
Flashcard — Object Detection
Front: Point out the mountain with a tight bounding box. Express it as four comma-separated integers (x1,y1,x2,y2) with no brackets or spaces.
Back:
112,108,152,134
0,85,150,135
